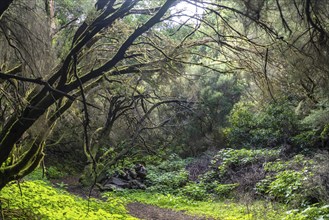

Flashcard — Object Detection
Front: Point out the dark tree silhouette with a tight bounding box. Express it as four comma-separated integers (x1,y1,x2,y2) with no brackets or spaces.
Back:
0,0,13,18
0,0,177,191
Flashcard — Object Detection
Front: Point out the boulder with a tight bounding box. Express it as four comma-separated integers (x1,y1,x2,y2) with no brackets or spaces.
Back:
97,164,148,191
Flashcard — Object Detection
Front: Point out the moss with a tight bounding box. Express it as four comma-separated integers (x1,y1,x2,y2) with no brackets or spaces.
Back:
0,180,137,220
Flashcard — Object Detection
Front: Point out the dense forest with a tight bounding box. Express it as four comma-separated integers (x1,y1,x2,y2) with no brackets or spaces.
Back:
0,0,329,219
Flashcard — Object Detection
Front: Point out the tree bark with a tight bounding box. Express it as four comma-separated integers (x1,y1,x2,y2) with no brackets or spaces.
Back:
0,0,178,191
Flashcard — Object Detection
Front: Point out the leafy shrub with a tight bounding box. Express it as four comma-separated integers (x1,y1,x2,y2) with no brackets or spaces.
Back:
46,166,66,179
214,183,239,198
181,182,208,201
293,103,329,149
210,148,280,177
263,154,314,172
146,154,190,193
224,102,255,148
256,152,329,209
24,168,47,181
197,148,279,199
302,106,329,131
267,170,307,204
156,154,191,171
0,180,136,220
321,124,329,141
226,101,299,149
256,155,324,207
284,205,329,220
147,169,189,193
292,130,320,150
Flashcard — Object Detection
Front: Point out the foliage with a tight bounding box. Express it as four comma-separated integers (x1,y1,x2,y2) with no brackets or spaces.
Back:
209,148,280,177
0,0,185,191
256,155,327,207
192,148,279,200
0,180,136,220
163,73,243,156
2,1,329,219
46,166,66,179
263,155,313,172
109,191,288,220
24,168,47,181
181,182,208,201
295,104,329,149
291,130,320,150
225,101,299,149
54,0,93,26
284,205,329,220
257,170,309,204
213,183,240,198
197,73,243,145
146,154,190,193
302,105,329,131
224,102,255,148
148,169,188,192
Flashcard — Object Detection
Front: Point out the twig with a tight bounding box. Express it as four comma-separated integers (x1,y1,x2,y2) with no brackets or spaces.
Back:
0,72,76,101
263,48,276,102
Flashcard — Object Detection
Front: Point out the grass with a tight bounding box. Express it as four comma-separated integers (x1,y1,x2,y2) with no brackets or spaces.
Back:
0,180,137,220
106,191,289,220
0,168,312,220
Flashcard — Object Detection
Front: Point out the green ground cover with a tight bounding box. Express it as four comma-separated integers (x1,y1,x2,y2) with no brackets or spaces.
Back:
108,191,289,220
0,180,136,220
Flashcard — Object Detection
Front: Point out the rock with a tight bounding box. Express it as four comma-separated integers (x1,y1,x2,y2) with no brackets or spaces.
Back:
135,164,147,180
97,183,120,191
129,179,146,190
111,177,129,187
97,164,148,191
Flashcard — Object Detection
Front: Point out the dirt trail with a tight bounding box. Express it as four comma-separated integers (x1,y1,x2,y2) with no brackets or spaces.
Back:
52,176,213,220
127,202,212,220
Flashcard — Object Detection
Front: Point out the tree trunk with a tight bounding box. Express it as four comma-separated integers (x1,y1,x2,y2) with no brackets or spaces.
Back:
0,0,177,191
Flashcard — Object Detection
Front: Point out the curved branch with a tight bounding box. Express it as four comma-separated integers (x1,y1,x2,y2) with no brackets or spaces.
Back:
0,0,13,19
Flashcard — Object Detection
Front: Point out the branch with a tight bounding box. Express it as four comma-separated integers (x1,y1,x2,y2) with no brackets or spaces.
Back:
0,72,77,101
3,64,22,75
53,18,78,36
263,48,276,102
0,0,13,19
130,7,161,15
305,0,329,41
65,0,177,91
275,0,292,34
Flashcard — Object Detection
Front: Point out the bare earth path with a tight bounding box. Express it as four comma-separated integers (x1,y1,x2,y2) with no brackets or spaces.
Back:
52,176,213,220
127,202,212,220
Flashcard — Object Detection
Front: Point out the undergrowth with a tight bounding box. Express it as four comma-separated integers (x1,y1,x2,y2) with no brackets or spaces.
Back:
107,191,288,220
0,180,136,220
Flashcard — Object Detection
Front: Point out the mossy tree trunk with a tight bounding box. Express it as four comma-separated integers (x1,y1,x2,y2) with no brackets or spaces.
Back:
0,0,178,191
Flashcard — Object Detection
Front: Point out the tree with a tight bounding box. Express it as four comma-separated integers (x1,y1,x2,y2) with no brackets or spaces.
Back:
0,0,179,191
2,0,328,191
